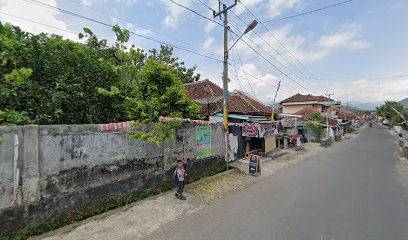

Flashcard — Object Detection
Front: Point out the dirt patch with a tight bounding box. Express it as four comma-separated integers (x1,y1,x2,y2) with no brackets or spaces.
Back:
186,170,252,204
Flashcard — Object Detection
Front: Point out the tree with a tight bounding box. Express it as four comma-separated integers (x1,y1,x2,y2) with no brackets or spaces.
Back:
376,101,408,129
147,45,200,83
98,25,201,145
1,22,122,124
0,22,202,128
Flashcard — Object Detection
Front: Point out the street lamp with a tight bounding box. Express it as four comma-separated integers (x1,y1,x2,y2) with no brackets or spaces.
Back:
228,20,258,51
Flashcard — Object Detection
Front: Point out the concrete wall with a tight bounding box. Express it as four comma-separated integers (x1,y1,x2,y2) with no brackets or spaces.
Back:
0,126,24,210
264,136,276,153
0,123,226,236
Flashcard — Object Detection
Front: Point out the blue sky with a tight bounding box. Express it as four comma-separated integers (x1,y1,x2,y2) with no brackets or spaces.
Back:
1,0,408,109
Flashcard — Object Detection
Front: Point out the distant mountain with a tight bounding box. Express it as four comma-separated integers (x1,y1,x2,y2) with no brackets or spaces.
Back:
399,97,408,109
350,102,383,111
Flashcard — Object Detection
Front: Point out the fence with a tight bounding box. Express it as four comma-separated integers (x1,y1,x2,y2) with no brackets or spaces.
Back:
0,123,225,236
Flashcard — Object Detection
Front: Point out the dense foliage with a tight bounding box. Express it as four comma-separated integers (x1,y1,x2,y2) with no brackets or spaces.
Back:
306,112,325,142
376,101,408,129
0,22,200,125
98,25,200,145
0,22,202,144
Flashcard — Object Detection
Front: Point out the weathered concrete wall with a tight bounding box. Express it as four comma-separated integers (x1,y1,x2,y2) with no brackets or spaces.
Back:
0,123,225,237
0,126,24,209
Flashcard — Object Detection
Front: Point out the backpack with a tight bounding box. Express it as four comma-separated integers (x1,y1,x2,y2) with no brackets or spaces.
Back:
172,169,180,184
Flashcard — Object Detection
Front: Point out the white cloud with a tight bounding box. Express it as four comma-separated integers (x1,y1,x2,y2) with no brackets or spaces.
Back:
347,40,372,50
389,2,405,12
228,63,313,102
0,0,77,40
162,0,192,28
267,0,302,18
329,77,408,104
201,37,214,49
233,22,370,68
81,0,141,7
234,24,328,65
317,24,371,50
202,62,408,106
81,0,105,6
204,21,217,34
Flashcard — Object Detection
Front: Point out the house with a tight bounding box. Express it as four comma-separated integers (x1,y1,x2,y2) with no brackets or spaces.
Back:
280,93,340,114
281,106,340,142
184,79,277,160
333,108,357,121
183,79,274,119
278,93,346,142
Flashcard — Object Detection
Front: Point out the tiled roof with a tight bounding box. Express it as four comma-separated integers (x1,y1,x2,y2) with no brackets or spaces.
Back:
293,106,318,120
229,91,272,116
280,93,332,104
336,109,356,120
183,80,272,116
183,79,223,102
292,107,338,126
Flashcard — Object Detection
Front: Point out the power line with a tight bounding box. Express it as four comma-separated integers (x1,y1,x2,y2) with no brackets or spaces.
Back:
239,1,329,92
66,0,221,58
229,29,309,94
167,0,296,93
6,2,287,96
168,0,223,27
226,25,319,94
22,0,224,63
229,10,327,94
19,0,298,95
229,63,295,94
191,1,318,93
0,11,78,35
262,0,353,23
229,34,247,93
196,0,216,12
232,39,256,96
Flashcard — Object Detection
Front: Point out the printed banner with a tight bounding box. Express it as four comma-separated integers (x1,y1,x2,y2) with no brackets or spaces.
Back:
242,124,258,137
196,126,212,159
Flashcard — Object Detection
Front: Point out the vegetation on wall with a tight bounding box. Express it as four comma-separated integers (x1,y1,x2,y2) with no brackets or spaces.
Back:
306,112,325,142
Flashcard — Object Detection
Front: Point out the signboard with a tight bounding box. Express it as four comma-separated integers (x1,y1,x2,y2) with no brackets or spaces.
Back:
249,155,261,176
196,126,212,159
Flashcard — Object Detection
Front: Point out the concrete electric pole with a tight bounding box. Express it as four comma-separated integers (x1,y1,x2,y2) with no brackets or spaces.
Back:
213,1,257,165
325,93,334,138
213,1,237,166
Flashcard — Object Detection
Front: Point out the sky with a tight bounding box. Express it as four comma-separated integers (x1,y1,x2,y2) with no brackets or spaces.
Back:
1,0,408,110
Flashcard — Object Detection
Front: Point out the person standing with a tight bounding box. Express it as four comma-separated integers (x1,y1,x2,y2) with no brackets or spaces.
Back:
173,160,187,200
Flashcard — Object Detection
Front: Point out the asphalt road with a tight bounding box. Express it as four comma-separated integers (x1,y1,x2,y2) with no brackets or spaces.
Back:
149,125,408,240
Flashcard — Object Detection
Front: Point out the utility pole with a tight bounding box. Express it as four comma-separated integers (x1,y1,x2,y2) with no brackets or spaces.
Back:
214,0,238,167
325,93,334,138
